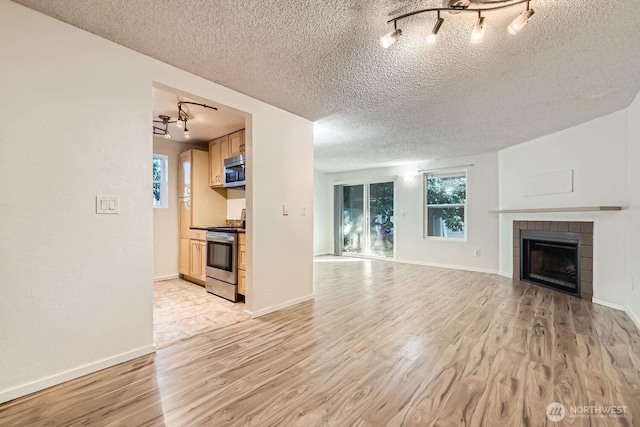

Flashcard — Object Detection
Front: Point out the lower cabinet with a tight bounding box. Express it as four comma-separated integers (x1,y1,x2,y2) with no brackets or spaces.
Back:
238,269,246,295
237,232,246,295
179,238,190,275
189,239,207,282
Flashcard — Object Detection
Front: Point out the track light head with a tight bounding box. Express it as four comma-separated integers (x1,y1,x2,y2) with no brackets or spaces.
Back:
428,17,445,44
380,29,402,48
508,8,535,35
164,130,171,139
471,16,486,44
184,127,191,138
176,118,184,128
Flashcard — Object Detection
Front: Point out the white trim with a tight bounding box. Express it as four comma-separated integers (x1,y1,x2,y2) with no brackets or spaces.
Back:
592,298,625,311
247,294,315,318
333,175,398,186
153,274,179,282
498,271,513,279
626,307,640,332
0,345,155,405
393,258,499,275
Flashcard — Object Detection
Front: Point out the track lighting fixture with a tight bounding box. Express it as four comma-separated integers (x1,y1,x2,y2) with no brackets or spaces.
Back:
381,0,536,48
152,101,218,139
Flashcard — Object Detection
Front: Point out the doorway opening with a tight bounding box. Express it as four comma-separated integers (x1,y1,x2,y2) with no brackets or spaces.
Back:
334,181,395,258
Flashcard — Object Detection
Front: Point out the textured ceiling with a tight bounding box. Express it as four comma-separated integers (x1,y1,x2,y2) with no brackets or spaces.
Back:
152,86,245,144
14,0,640,172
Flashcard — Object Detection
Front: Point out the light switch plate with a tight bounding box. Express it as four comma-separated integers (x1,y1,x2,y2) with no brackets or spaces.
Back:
96,196,119,214
282,204,289,216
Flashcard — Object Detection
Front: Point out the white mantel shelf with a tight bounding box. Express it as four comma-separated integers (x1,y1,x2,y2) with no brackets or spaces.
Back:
489,206,624,214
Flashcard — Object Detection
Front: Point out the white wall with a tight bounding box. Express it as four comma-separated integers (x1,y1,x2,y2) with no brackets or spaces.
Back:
627,94,640,326
152,138,207,280
226,189,246,220
322,152,500,272
313,171,333,255
498,110,629,306
0,1,313,404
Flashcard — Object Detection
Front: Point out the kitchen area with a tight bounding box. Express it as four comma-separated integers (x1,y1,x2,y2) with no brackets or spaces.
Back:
153,85,251,347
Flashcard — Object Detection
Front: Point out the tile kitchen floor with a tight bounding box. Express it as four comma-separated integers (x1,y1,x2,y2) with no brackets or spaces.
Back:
153,278,248,348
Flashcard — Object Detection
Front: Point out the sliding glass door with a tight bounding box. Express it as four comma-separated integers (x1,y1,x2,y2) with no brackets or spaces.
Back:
335,182,394,258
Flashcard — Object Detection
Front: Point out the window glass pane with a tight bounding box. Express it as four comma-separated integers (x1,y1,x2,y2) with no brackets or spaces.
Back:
369,182,394,257
153,157,163,181
153,182,161,206
427,175,466,205
427,206,465,238
343,185,364,255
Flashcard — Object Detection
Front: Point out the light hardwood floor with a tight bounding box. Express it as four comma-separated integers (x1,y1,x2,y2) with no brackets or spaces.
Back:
2,257,640,426
153,279,248,348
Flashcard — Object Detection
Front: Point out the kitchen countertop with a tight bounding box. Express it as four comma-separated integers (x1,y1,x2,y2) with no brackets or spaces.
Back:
191,226,245,232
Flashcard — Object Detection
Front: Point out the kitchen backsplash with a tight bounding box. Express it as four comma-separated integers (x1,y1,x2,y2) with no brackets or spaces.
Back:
226,219,244,227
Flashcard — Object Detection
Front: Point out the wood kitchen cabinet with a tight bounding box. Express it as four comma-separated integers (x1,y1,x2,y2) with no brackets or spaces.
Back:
228,130,245,157
189,239,207,282
178,149,226,285
237,232,246,295
209,136,229,188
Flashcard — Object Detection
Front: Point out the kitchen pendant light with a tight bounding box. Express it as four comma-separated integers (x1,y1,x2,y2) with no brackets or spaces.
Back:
184,127,191,138
380,0,538,49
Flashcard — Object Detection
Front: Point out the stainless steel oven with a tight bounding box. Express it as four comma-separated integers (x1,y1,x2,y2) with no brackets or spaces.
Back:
206,228,239,302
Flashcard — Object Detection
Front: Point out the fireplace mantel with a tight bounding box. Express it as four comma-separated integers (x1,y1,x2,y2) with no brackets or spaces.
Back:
490,206,623,214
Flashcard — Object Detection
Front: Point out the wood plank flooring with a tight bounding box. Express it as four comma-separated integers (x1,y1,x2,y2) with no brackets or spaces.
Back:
2,257,640,426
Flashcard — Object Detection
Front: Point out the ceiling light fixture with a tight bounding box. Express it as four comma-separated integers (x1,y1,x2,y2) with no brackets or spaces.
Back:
152,101,218,140
427,12,444,44
381,0,536,48
471,14,486,44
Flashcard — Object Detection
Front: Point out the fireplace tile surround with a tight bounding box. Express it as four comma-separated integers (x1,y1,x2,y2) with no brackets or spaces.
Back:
513,221,593,301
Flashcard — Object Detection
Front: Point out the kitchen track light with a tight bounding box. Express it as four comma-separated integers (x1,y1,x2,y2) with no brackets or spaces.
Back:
381,0,537,49
427,13,444,44
152,101,218,140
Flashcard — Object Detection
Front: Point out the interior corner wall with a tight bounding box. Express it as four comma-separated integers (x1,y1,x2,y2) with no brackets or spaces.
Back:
0,1,313,403
324,151,500,273
313,171,333,256
152,138,207,280
498,110,629,307
626,94,640,327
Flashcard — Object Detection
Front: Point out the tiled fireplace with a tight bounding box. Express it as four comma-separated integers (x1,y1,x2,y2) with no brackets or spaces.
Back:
513,221,593,301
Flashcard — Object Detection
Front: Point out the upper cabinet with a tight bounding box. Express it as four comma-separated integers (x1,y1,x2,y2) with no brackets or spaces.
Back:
209,135,228,188
209,129,245,188
179,150,191,198
229,130,245,158
179,149,227,228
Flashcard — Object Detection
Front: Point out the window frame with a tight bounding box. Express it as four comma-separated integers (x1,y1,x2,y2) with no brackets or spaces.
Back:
424,170,468,241
153,154,169,209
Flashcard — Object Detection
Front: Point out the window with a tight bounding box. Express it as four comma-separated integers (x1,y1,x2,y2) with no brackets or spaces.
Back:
425,171,467,239
153,154,169,208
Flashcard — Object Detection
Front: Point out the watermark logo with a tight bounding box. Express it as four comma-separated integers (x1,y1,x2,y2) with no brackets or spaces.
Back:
546,402,628,422
546,402,566,422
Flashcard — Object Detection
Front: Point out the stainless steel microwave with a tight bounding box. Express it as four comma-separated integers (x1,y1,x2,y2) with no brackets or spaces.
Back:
223,155,245,188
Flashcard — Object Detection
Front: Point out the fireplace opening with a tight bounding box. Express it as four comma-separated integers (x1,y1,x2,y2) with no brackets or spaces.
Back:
521,230,581,297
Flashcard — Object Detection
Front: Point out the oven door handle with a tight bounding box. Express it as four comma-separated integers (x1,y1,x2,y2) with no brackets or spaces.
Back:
207,236,235,244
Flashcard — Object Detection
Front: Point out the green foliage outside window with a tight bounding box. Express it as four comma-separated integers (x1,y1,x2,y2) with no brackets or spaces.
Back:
427,175,466,233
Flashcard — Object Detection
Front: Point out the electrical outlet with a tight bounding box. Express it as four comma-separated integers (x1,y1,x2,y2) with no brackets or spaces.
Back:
301,205,307,216
282,204,289,216
475,249,481,257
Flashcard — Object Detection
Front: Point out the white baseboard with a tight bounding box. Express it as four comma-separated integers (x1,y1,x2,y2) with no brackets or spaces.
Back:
626,307,640,332
393,258,499,275
0,344,155,405
498,271,513,279
153,274,179,282
248,294,315,318
592,298,625,311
